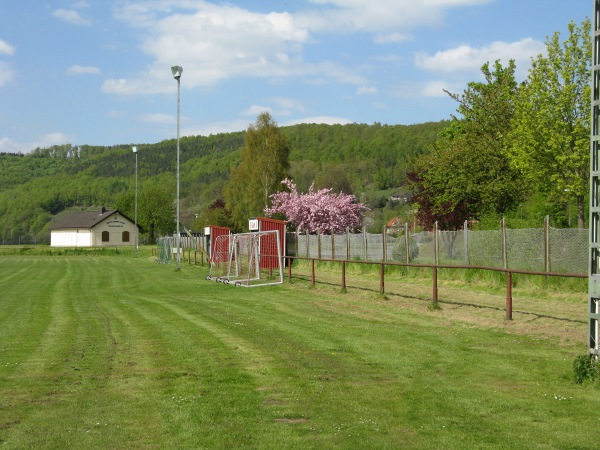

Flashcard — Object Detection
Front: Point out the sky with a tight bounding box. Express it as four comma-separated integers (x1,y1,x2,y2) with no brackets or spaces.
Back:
0,0,592,153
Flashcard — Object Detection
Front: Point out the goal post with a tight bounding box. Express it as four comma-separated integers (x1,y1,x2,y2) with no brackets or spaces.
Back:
206,230,284,287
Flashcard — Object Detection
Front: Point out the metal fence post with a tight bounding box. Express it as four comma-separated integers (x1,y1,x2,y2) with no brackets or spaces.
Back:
331,232,335,260
544,215,550,273
318,231,322,259
304,230,308,258
434,221,439,266
363,226,368,261
506,271,513,320
383,225,387,262
346,228,350,260
501,217,508,270
464,220,469,266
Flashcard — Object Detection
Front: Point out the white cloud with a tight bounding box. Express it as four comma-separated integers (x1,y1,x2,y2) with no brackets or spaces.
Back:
284,116,353,126
52,8,91,26
0,39,15,56
106,0,487,96
420,80,460,97
139,113,175,125
0,61,15,87
0,132,74,154
67,65,101,75
356,86,377,95
38,132,74,146
183,119,252,137
373,32,413,44
415,38,545,75
299,0,491,34
243,105,273,117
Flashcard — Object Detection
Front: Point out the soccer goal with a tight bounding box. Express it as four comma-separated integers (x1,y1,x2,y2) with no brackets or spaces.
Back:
206,230,284,287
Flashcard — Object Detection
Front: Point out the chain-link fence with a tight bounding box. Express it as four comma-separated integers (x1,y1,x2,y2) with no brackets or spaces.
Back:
291,230,398,262
287,220,588,275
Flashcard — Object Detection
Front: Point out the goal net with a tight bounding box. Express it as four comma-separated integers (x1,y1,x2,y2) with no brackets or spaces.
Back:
207,230,283,287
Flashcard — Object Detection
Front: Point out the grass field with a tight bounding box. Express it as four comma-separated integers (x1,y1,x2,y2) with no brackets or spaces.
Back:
0,251,598,449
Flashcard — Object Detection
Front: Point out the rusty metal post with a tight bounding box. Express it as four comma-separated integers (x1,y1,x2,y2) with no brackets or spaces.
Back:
341,260,346,291
506,271,513,320
432,265,438,306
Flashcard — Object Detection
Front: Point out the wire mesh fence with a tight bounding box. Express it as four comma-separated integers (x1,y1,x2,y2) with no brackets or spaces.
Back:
288,220,588,275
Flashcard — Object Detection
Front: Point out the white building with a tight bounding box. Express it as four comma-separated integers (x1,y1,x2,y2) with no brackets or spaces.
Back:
49,208,138,248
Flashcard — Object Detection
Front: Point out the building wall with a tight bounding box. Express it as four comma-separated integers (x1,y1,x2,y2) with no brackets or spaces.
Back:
50,213,138,247
50,230,93,247
91,214,138,247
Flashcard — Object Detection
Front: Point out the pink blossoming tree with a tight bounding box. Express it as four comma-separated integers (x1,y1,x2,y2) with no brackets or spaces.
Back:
265,179,368,234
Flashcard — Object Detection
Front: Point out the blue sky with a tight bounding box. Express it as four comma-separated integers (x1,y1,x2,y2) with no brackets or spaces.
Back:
0,0,591,153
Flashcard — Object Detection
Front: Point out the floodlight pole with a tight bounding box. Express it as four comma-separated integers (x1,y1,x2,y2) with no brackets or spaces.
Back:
132,146,138,253
171,66,183,270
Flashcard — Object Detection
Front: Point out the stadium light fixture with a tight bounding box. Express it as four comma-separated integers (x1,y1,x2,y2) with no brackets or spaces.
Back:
171,66,182,270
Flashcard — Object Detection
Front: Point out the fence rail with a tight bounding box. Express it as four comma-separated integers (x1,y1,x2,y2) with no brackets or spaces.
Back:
285,255,587,321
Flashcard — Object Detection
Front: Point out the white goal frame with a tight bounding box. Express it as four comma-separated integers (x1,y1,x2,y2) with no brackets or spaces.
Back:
206,230,283,287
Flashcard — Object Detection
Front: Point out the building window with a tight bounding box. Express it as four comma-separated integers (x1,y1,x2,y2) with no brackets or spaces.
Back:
102,231,109,242
122,231,130,242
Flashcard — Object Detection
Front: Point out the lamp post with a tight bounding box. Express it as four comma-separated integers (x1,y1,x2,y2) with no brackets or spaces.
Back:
132,145,138,253
171,65,183,270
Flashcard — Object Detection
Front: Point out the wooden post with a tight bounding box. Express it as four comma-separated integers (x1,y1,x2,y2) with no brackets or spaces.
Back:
311,259,315,288
506,271,513,320
287,257,292,280
363,226,368,261
501,217,508,270
464,220,469,266
434,221,439,266
432,265,438,307
544,215,550,273
341,260,346,291
379,263,385,295
433,221,438,307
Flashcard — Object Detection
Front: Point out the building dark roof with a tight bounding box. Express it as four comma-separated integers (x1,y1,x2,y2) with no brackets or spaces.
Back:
49,209,124,230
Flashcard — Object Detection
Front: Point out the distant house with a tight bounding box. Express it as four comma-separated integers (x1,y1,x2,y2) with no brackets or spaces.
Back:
389,190,413,205
49,208,138,248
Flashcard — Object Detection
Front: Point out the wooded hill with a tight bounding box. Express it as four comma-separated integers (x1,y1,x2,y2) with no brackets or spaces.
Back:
0,120,447,243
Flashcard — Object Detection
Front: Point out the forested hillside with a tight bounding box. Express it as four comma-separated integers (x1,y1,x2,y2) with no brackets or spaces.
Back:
0,121,446,243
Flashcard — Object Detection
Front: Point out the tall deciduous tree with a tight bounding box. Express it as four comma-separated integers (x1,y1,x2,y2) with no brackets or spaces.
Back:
265,179,368,234
508,19,591,228
225,112,290,230
408,60,524,229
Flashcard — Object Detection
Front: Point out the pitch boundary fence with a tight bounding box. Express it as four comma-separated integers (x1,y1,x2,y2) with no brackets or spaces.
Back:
285,255,587,321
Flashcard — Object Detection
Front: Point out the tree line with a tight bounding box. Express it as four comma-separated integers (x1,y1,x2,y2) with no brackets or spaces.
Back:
409,19,590,230
0,117,444,244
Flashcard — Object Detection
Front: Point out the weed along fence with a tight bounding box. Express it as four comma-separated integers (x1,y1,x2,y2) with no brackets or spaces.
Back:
285,256,587,321
290,217,588,275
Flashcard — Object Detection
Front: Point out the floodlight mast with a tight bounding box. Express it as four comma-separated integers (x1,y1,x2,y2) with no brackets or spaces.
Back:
171,66,182,270
132,146,138,253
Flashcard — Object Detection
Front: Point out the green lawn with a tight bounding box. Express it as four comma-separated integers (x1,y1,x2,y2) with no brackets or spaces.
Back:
0,253,598,449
